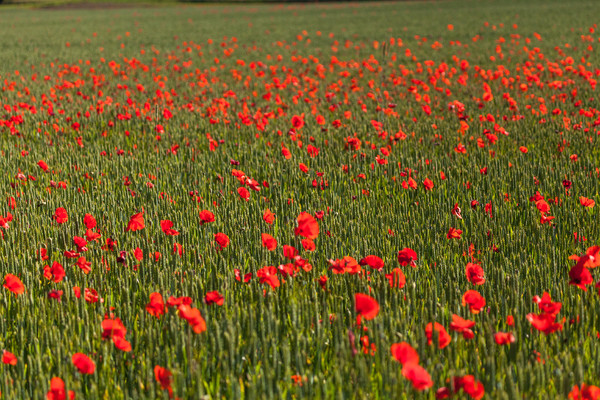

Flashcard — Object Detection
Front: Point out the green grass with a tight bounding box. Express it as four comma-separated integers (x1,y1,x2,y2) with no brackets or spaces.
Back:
0,0,599,398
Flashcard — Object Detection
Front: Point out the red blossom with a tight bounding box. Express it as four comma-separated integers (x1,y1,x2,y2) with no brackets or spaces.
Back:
53,207,68,224
425,322,451,349
4,274,24,295
294,212,319,239
125,210,145,232
359,255,384,271
465,262,485,285
402,363,433,391
397,248,418,267
72,353,95,374
146,293,165,318
355,293,379,323
462,290,486,314
205,291,224,306
390,342,419,366
2,350,17,365
160,220,180,236
447,227,462,239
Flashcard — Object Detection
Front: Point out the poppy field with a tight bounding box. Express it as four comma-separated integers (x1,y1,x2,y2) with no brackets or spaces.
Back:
1,0,600,398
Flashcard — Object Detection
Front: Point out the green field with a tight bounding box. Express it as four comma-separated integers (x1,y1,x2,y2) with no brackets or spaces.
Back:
1,0,600,398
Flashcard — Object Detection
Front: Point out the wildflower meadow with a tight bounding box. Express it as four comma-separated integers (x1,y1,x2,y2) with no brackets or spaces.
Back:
0,0,599,398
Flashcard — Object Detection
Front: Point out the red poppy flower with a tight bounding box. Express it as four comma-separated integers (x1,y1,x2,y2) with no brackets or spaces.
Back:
178,305,207,334
397,248,418,267
291,114,305,129
64,250,80,259
172,243,184,256
261,233,277,251
237,187,250,201
580,196,595,208
294,212,319,239
281,245,297,259
102,237,117,251
84,288,99,303
530,191,545,202
569,264,593,291
570,246,600,269
526,312,563,335
536,199,550,214
205,291,224,306
494,332,516,345
102,317,127,339
423,178,434,191
72,353,95,374
46,377,75,400
568,384,600,400
407,177,418,190
154,365,174,397
317,275,327,290
44,262,65,283
73,236,88,252
146,293,165,318
166,296,193,308
449,314,475,337
53,207,68,224
281,145,292,159
214,233,230,249
199,210,215,224
462,290,486,314
465,262,485,285
447,227,462,239
257,266,280,289
452,375,485,399
390,342,419,366
263,209,275,224
4,274,24,295
85,229,102,242
84,213,97,229
2,350,17,365
125,210,145,232
112,335,132,352
540,214,555,225
355,293,379,323
425,322,451,348
359,255,384,271
101,316,131,351
48,290,63,302
533,292,562,315
160,220,180,236
134,247,143,261
38,160,49,172
385,268,406,289
39,248,49,261
402,363,433,390
329,256,361,275
291,374,305,386
301,238,315,251
452,203,463,219
306,144,319,158
76,257,92,274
